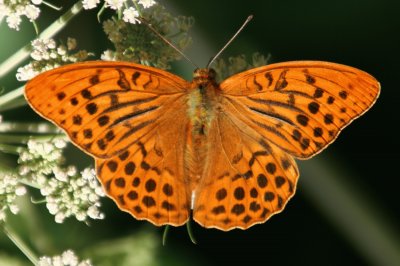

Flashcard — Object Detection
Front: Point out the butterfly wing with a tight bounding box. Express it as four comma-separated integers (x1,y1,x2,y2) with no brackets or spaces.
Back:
219,61,380,158
25,61,191,226
193,61,380,230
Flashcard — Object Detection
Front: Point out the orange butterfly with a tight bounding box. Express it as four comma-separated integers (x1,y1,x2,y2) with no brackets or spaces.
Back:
25,60,380,230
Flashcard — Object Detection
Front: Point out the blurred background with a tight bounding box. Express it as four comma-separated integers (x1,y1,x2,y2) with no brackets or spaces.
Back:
0,0,399,265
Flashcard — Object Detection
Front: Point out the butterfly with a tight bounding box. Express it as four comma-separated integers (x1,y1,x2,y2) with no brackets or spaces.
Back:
25,60,380,230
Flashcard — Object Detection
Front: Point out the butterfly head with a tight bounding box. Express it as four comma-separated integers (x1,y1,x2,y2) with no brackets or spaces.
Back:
193,68,217,88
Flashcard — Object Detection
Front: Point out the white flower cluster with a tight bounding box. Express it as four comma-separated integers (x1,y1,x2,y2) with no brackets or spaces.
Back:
18,139,66,178
38,250,93,266
0,172,27,221
100,49,117,61
17,138,105,223
0,0,41,30
16,38,90,81
82,0,156,24
37,167,105,223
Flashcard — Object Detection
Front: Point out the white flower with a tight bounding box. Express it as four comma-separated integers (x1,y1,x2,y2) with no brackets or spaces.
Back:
66,166,77,176
54,167,69,182
105,0,124,10
31,50,42,61
82,0,99,10
6,13,22,30
45,39,56,49
15,186,27,196
9,204,20,214
35,166,105,223
78,260,92,266
138,0,156,8
123,7,140,24
39,250,92,266
57,46,67,56
24,4,40,21
0,0,44,30
46,201,58,214
0,4,9,22
49,51,58,59
31,39,46,50
61,250,78,265
100,50,116,61
75,211,86,221
0,211,6,221
87,205,104,219
0,173,27,220
38,256,52,266
18,139,65,181
16,63,39,81
55,212,65,223
67,38,77,50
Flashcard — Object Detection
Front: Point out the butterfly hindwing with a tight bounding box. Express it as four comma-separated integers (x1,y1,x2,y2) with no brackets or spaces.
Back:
193,110,298,230
96,95,190,225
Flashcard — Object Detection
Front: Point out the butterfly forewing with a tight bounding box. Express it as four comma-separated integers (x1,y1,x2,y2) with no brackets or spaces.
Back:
220,61,380,158
25,61,188,158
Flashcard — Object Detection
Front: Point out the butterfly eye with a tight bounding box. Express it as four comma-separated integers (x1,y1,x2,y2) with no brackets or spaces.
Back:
208,68,217,79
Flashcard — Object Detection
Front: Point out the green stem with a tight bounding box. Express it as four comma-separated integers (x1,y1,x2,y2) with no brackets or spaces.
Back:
0,143,23,154
0,86,24,110
0,95,27,112
32,21,39,35
0,122,60,134
42,0,63,11
2,224,39,265
132,0,143,17
18,178,41,190
0,1,83,79
0,134,65,144
97,3,107,22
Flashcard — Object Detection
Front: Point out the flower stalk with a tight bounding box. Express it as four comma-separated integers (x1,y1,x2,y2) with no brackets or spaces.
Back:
2,224,39,265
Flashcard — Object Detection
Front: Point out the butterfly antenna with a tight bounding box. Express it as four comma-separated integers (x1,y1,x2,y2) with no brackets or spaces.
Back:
140,18,199,69
206,15,254,68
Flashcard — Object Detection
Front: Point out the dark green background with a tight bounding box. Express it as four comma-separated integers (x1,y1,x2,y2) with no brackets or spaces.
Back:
1,0,399,265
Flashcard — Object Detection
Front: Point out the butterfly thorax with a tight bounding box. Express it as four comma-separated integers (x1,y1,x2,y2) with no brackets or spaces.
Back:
188,68,220,135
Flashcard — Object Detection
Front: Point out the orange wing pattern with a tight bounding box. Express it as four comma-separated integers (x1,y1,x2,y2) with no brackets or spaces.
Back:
220,61,380,158
193,110,298,229
193,61,379,230
25,61,191,226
